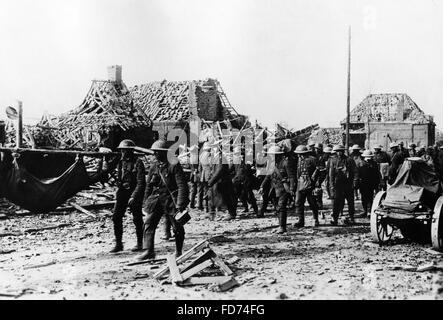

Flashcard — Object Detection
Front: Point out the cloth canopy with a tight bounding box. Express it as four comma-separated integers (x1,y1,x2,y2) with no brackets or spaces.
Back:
0,151,113,213
384,158,442,211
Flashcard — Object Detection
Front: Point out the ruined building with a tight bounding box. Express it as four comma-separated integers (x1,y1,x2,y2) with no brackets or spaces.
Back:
37,66,245,150
341,93,436,149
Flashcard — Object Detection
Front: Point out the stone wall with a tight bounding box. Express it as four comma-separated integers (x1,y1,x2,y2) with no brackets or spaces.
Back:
195,79,224,121
366,122,435,149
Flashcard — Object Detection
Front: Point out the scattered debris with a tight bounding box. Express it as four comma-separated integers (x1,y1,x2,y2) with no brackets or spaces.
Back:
150,240,239,291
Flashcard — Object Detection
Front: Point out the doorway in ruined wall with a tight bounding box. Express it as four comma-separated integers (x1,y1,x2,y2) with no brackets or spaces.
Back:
349,133,366,149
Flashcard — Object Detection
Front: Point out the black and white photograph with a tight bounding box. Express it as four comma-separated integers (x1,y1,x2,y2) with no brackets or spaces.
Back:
0,0,443,306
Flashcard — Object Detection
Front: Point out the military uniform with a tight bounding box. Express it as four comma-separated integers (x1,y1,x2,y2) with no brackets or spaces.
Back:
231,156,258,214
314,151,329,209
351,151,363,200
261,154,296,232
358,157,381,215
198,149,212,213
207,154,237,219
374,149,391,191
189,163,203,209
142,159,189,258
329,153,358,223
388,149,405,185
112,153,146,251
294,151,319,226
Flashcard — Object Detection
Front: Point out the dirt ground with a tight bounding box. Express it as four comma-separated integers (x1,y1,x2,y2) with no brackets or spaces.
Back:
1,192,443,300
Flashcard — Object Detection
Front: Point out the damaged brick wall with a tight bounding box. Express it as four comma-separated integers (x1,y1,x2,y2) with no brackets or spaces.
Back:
195,79,224,122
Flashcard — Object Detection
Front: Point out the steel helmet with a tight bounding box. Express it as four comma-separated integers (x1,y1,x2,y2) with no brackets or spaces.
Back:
408,143,417,149
333,145,345,152
265,145,283,154
323,147,333,154
294,145,310,154
117,139,136,149
389,142,399,149
374,145,382,150
351,144,361,150
362,150,374,158
150,139,169,151
314,142,323,149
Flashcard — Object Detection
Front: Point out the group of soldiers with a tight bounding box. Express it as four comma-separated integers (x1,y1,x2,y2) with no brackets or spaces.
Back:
108,137,443,260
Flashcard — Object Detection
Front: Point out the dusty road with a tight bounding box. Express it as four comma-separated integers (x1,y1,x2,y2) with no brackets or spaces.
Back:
1,194,443,300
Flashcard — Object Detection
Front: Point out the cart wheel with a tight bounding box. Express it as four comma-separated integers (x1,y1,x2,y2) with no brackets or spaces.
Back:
431,196,443,251
370,191,393,243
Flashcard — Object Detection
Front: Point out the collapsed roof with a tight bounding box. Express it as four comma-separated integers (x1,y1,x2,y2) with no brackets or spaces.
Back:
344,93,433,124
129,78,240,122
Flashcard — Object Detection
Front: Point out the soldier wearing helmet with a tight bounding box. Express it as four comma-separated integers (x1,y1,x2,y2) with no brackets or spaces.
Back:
206,140,237,221
198,142,213,214
350,144,363,200
231,145,259,215
259,144,296,233
388,142,405,185
358,150,381,217
408,143,417,157
293,145,320,227
110,139,146,253
138,140,189,260
328,145,359,225
373,145,391,191
313,142,328,209
323,146,333,199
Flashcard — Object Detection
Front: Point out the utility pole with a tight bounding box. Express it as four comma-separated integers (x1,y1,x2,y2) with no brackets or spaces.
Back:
16,100,23,148
345,26,351,155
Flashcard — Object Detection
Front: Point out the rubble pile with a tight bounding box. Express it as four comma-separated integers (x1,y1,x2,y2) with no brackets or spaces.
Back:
130,81,192,122
309,127,343,145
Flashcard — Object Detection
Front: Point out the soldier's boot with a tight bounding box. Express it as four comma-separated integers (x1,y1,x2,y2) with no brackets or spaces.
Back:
138,231,156,261
132,222,144,252
110,222,123,253
277,211,287,234
174,228,185,258
293,209,305,228
313,209,320,227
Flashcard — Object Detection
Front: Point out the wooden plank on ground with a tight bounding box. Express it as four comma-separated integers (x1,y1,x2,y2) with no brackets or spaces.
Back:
153,240,209,279
69,203,96,218
167,254,183,283
180,259,213,282
211,255,234,276
218,277,239,292
126,257,167,266
179,249,214,274
181,276,232,286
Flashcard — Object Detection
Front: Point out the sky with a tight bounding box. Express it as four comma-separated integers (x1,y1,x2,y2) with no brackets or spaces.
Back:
0,0,442,131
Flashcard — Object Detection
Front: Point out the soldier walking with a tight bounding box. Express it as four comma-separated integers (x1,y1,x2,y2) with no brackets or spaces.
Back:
188,145,202,210
231,145,258,215
138,140,189,260
388,142,405,185
313,143,328,209
358,150,381,217
350,144,363,200
198,142,212,214
206,142,237,221
110,139,146,253
259,145,296,233
373,145,391,191
328,145,359,226
293,145,320,227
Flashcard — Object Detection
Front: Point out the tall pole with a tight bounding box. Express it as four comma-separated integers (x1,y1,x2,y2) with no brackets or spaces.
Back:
16,100,23,148
345,26,351,155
